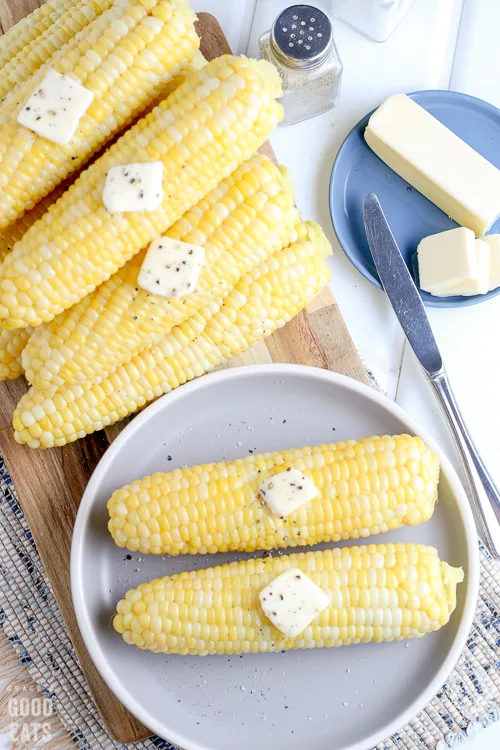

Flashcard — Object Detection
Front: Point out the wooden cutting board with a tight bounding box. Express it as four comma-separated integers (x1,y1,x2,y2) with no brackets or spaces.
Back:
0,4,370,744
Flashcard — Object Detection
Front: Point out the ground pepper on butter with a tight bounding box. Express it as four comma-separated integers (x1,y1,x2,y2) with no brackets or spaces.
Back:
138,237,205,298
259,568,330,638
102,162,163,213
17,69,94,146
258,468,318,516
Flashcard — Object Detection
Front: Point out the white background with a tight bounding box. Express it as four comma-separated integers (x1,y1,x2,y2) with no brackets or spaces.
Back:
1,0,500,748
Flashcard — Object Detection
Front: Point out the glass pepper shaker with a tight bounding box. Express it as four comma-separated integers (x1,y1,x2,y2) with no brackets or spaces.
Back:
259,5,343,126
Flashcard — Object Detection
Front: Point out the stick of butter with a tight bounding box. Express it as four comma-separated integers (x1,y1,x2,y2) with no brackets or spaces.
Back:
365,94,500,236
417,227,489,297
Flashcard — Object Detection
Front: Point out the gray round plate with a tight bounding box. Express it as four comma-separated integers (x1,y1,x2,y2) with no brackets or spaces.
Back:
71,365,479,750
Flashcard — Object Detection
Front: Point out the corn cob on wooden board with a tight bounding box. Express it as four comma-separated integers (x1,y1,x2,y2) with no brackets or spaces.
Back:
0,4,371,743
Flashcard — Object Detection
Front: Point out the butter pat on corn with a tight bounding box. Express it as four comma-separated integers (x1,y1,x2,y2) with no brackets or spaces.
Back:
103,163,164,214
259,468,318,516
138,237,205,298
365,94,500,236
259,568,330,638
17,69,94,145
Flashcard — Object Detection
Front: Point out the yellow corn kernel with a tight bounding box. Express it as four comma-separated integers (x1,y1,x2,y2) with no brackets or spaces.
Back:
113,543,464,655
0,55,283,329
24,154,299,389
13,221,330,448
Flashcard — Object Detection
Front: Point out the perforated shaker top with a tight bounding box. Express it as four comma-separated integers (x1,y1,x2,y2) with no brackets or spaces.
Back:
271,5,333,68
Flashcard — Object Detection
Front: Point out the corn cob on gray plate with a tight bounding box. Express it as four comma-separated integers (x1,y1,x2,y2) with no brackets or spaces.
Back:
71,364,479,750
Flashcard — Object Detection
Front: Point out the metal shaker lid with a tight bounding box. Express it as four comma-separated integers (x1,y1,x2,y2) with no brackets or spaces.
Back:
271,5,333,69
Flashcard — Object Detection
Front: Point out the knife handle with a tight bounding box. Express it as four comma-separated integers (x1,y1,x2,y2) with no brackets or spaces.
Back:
430,370,500,560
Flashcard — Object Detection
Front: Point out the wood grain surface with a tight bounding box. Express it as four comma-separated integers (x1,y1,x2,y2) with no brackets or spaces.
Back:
0,4,369,744
0,0,43,33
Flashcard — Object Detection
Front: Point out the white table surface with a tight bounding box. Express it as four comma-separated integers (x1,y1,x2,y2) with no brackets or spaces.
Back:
2,1,499,749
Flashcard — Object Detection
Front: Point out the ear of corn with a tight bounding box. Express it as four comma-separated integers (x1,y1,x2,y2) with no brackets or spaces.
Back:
0,180,68,264
0,176,66,381
112,543,464,655
0,0,69,71
13,221,330,448
0,0,200,231
24,154,299,390
107,434,439,555
0,327,30,380
0,55,284,329
145,49,206,107
0,0,114,102
0,157,64,381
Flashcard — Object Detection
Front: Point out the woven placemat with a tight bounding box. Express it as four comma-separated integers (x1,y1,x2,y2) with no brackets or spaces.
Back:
0,452,499,750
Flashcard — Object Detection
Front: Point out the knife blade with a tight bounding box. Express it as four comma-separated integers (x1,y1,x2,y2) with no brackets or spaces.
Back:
362,191,500,559
362,192,443,377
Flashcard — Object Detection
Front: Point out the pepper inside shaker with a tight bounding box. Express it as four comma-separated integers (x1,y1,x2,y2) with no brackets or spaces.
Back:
259,5,343,126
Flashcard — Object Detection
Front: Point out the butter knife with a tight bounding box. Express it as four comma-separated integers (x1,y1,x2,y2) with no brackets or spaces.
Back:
363,192,500,560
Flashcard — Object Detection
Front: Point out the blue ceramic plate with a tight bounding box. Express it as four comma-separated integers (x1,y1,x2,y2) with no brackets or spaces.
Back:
329,90,500,308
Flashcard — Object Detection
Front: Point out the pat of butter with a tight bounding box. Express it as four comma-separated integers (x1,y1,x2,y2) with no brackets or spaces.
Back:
418,228,477,293
103,162,163,213
17,69,94,146
138,237,204,298
365,94,500,236
483,235,500,292
259,568,330,639
418,228,489,297
259,468,318,517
